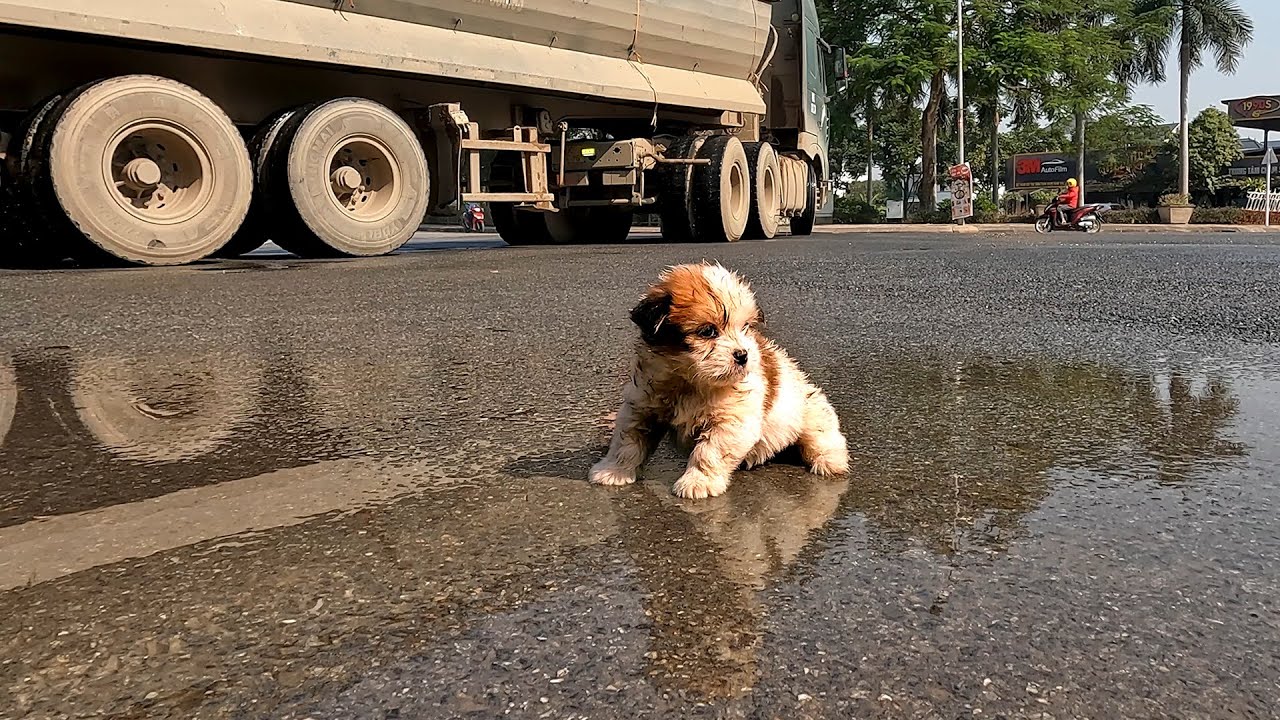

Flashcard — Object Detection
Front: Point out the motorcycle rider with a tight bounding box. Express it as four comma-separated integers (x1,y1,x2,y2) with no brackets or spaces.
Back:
1056,178,1079,227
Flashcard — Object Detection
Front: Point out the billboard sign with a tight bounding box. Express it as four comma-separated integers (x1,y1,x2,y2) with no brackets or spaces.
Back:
1228,96,1280,123
1010,152,1077,189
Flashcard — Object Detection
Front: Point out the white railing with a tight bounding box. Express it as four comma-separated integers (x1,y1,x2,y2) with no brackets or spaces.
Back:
1245,191,1280,213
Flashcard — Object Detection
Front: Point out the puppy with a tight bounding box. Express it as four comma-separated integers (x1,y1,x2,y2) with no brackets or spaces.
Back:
590,263,849,499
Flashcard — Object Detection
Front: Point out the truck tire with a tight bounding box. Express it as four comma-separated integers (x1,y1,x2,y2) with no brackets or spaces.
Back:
268,99,429,258
742,141,781,239
789,162,818,237
544,207,634,244
491,203,554,245
691,135,750,243
30,76,253,265
3,94,79,267
216,110,297,258
657,136,703,242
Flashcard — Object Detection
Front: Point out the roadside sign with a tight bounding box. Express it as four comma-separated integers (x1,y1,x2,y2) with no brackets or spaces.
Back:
886,199,904,220
949,163,973,220
1264,147,1277,165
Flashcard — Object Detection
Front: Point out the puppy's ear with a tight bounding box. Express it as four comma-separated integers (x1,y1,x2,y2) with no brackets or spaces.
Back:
631,292,678,346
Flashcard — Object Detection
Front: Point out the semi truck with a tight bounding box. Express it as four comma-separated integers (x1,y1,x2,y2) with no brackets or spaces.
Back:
0,0,841,266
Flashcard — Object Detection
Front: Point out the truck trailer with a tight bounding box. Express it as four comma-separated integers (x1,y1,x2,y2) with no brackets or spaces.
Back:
0,0,839,266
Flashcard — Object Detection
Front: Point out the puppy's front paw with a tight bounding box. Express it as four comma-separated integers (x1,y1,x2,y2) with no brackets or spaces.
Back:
808,448,849,477
672,469,728,499
589,459,636,487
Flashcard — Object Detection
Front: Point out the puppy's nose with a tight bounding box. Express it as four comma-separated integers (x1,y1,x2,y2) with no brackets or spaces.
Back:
733,349,749,366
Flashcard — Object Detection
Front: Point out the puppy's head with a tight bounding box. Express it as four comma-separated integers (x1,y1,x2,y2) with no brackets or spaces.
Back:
631,263,764,384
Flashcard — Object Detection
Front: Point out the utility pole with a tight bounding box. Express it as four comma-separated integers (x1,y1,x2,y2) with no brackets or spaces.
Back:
955,0,967,225
957,0,965,168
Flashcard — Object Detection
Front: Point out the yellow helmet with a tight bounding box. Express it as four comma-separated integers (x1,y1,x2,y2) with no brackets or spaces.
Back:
1066,178,1078,187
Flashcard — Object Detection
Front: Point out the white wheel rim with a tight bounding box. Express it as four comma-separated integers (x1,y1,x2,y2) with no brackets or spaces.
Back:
103,121,215,224
324,134,402,223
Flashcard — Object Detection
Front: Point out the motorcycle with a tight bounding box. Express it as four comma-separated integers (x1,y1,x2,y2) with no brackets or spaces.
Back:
1035,200,1104,234
462,205,486,233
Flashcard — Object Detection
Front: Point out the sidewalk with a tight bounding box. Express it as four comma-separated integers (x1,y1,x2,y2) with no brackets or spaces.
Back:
813,222,1280,234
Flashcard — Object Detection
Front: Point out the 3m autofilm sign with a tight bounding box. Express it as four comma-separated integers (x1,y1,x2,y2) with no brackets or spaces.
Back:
1010,153,1077,190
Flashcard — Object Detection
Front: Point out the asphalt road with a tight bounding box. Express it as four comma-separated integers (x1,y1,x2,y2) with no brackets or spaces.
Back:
1,231,1278,719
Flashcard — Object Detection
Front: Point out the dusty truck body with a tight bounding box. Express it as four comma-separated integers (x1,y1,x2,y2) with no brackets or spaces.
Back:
0,0,836,265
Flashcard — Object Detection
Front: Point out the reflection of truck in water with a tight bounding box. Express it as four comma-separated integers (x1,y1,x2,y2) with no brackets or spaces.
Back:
0,0,840,266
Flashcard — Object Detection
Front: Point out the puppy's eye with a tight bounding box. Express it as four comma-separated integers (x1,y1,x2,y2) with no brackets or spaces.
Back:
696,325,719,339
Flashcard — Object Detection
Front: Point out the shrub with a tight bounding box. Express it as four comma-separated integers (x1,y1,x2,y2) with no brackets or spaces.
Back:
1102,208,1160,224
1159,193,1192,207
835,195,883,224
1190,206,1248,224
1002,213,1039,224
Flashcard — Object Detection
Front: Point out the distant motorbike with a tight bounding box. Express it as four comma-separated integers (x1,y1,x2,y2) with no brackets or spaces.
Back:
462,205,486,232
1036,201,1104,234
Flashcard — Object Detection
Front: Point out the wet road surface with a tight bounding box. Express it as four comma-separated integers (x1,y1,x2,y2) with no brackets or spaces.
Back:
1,232,1279,718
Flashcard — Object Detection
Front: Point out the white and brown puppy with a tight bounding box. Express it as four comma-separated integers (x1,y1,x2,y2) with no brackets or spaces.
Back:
590,263,849,499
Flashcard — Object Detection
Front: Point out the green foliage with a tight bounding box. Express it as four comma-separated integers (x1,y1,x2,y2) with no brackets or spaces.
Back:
834,195,884,224
1187,108,1242,198
1104,208,1161,223
1159,193,1192,207
908,193,1000,224
1190,206,1247,224
1125,0,1254,195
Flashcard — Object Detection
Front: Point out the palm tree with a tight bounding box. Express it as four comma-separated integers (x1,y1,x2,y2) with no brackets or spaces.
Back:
1126,0,1254,197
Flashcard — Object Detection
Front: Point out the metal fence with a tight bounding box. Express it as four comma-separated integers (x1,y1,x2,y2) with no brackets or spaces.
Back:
1245,191,1280,213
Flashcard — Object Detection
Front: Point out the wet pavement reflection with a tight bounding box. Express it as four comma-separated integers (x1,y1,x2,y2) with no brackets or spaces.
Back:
2,336,1274,719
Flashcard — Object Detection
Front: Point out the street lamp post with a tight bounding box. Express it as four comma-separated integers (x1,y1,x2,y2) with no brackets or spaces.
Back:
957,0,965,167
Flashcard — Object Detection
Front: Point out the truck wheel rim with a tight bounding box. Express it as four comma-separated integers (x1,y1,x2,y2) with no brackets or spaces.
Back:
760,163,778,221
728,162,747,225
105,122,213,224
325,136,400,223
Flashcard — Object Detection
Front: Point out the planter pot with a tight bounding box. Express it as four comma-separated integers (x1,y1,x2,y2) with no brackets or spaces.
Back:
1158,206,1193,225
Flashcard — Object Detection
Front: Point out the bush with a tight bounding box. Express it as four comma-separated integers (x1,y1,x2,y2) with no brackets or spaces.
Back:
1101,208,1160,224
1159,193,1192,207
1190,206,1248,224
910,200,953,224
1002,213,1039,224
834,195,883,224
972,193,1000,223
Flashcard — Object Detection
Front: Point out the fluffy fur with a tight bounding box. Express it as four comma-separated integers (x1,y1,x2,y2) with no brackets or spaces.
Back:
590,263,849,499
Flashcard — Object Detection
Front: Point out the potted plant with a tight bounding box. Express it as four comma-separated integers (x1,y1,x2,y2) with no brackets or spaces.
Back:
1158,193,1194,225
1030,190,1055,216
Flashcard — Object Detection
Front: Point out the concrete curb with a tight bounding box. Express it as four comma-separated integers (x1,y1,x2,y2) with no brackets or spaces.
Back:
814,223,1280,235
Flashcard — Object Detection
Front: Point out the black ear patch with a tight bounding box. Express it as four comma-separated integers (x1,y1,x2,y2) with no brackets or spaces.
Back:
631,293,681,347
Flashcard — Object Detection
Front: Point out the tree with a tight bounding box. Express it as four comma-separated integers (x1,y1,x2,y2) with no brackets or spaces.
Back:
1039,0,1139,204
1126,0,1254,197
964,0,1059,203
840,0,954,208
1186,107,1242,200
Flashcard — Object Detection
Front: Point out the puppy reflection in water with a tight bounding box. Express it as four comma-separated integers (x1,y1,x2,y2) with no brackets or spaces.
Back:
591,263,848,499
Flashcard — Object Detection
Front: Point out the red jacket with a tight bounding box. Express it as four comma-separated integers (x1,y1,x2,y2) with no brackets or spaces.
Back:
1058,186,1080,208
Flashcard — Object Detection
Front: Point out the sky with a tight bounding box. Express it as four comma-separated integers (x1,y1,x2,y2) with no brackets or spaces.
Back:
1129,0,1280,138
